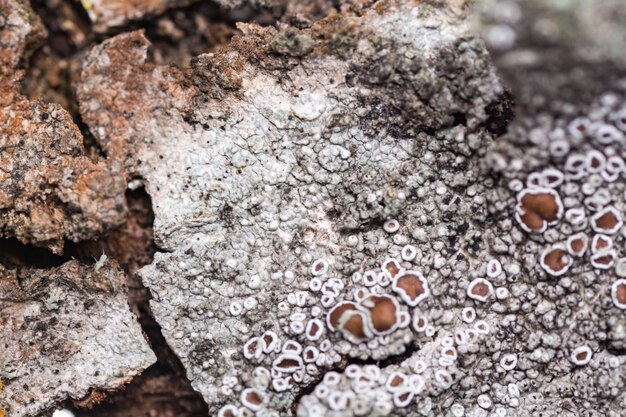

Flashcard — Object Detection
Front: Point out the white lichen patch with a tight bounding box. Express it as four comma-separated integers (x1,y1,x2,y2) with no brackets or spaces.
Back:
297,330,492,416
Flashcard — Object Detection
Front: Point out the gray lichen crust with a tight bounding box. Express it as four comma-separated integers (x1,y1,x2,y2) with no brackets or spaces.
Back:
0,259,156,417
476,0,626,415
0,0,128,254
75,0,626,416
77,1,509,415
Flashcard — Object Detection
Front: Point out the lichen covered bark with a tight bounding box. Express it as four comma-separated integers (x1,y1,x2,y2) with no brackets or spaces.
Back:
2,0,621,416
1,2,154,415
0,259,156,417
76,1,521,415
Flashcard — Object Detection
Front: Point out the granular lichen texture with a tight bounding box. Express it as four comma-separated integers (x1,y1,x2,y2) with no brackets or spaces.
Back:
0,259,156,416
2,0,626,416
72,1,504,415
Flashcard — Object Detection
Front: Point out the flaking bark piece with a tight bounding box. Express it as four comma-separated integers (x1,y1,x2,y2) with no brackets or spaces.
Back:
0,90,128,254
77,1,502,414
0,259,156,417
0,0,128,254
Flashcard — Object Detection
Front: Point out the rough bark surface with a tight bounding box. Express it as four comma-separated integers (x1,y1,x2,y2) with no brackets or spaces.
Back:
0,0,128,254
75,1,525,415
76,0,626,416
0,2,154,416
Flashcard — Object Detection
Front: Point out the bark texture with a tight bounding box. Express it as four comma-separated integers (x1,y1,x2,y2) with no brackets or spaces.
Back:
75,0,626,416
82,0,285,34
0,0,127,254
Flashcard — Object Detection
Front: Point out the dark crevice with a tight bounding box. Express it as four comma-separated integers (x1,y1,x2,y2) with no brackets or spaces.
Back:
0,238,70,269
292,342,420,414
451,111,467,127
29,0,92,58
75,108,108,158
484,89,516,136
598,339,626,357
113,2,282,59
63,187,156,266
338,216,387,235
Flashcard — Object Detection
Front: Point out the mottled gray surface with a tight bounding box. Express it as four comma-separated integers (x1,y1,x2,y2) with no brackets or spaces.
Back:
476,0,626,415
74,0,626,416
0,259,156,417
